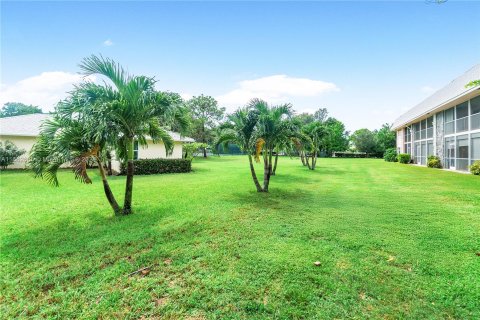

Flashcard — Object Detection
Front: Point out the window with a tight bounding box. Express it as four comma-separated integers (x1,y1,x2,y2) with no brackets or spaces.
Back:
456,135,469,171
456,102,469,132
414,122,421,140
427,141,434,157
133,141,139,160
472,133,480,163
427,116,433,138
471,96,480,130
444,107,455,135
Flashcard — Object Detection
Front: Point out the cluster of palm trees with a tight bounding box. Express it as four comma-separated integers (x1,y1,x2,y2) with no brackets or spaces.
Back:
30,54,331,215
29,55,188,215
216,99,328,192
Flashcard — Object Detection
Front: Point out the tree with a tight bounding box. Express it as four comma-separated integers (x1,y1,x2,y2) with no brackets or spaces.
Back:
375,123,396,155
216,105,263,192
301,121,327,170
30,55,187,215
323,117,349,156
313,108,328,122
466,80,480,88
182,142,208,160
351,128,377,154
254,99,293,191
0,102,42,118
29,100,123,214
0,141,25,169
187,95,225,157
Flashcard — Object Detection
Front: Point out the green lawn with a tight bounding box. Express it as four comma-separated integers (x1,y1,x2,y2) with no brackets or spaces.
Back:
1,156,479,319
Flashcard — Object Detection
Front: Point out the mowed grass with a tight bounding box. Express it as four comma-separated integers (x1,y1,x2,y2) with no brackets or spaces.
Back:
0,156,479,319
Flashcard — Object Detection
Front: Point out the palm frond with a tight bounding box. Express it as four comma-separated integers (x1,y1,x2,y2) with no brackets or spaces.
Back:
79,54,130,90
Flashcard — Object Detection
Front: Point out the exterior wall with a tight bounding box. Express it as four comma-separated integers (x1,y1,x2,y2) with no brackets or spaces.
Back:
0,135,36,169
137,140,183,159
396,129,404,153
111,140,184,173
1,135,185,171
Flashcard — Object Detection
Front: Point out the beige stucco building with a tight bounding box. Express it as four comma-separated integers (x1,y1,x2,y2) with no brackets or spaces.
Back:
0,113,194,170
392,64,480,172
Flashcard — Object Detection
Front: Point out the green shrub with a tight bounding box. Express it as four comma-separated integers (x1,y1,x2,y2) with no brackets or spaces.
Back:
0,140,25,169
427,155,442,169
120,158,191,175
397,153,411,164
383,148,398,162
470,160,480,175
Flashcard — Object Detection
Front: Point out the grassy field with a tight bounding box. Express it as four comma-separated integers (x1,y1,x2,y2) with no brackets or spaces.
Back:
1,156,479,319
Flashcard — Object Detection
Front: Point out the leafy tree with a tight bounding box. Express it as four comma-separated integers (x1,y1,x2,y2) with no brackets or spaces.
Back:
313,108,329,122
323,117,349,156
187,95,225,157
0,141,25,169
466,80,480,88
375,123,396,154
0,102,42,118
183,142,208,160
351,128,377,154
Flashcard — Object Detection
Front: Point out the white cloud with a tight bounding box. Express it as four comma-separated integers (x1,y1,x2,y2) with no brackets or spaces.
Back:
0,72,96,112
420,85,436,94
103,39,114,46
216,75,339,109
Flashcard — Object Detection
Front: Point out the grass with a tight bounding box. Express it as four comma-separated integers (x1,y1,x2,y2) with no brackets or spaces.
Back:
0,156,479,319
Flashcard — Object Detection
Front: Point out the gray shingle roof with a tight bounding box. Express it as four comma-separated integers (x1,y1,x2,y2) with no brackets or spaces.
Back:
0,113,51,137
0,113,195,142
392,64,480,130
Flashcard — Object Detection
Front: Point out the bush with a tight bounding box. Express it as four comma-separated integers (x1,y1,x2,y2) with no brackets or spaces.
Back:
120,158,191,175
397,153,411,164
427,155,442,169
0,140,25,169
470,160,480,175
383,148,398,162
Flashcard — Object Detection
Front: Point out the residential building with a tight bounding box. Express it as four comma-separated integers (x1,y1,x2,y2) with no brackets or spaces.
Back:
392,64,480,171
0,113,194,170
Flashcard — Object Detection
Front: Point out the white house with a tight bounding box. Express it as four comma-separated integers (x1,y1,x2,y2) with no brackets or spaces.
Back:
0,113,194,170
392,64,480,172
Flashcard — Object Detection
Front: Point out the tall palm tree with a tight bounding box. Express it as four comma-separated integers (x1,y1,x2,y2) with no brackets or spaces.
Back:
29,92,122,214
253,99,293,192
79,55,188,214
216,104,262,192
301,121,327,170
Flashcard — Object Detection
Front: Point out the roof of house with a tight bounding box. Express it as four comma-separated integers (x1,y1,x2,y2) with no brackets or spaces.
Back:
392,64,480,130
0,113,195,142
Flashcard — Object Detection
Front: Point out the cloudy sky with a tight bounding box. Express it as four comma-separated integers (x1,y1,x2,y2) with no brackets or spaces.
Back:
1,1,479,131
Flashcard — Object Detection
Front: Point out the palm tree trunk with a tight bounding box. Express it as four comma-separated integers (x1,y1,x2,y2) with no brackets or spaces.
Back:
96,157,121,215
248,154,263,192
300,151,306,166
263,149,272,192
306,153,312,170
311,151,317,170
272,152,279,175
123,138,135,215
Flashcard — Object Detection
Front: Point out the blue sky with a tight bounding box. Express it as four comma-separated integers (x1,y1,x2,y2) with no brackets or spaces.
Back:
1,1,479,131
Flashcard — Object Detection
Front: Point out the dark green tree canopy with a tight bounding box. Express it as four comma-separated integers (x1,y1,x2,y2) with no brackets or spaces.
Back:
0,102,42,118
351,128,377,154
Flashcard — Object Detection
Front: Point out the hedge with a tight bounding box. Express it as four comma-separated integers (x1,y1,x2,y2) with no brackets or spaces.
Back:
120,158,191,175
397,153,411,164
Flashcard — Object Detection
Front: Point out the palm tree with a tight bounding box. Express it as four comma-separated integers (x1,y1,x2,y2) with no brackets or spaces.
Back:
79,55,188,214
301,121,327,170
253,100,293,192
216,104,263,192
29,92,122,214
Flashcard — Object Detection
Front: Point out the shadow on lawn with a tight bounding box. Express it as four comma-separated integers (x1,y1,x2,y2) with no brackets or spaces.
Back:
1,203,208,266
